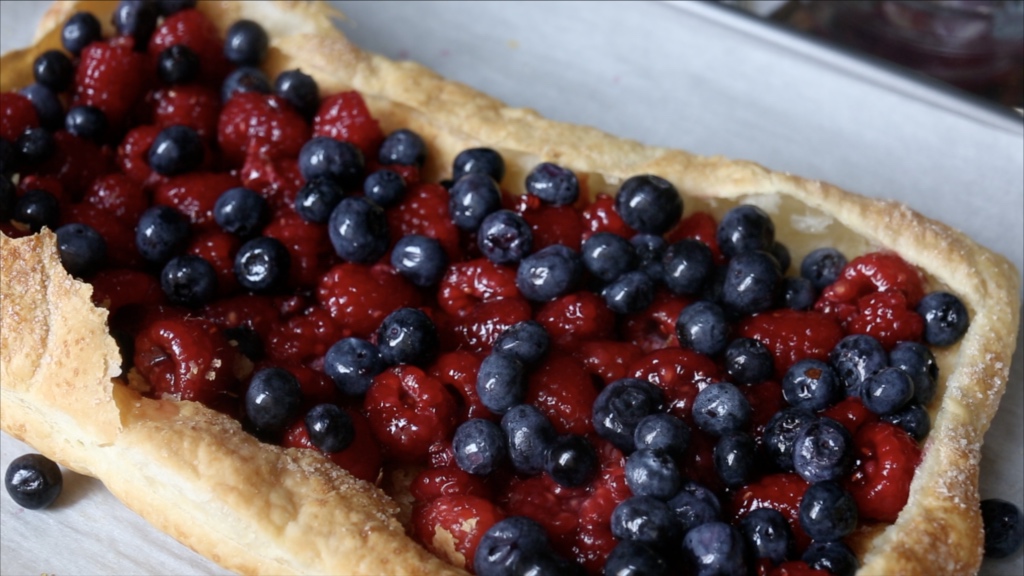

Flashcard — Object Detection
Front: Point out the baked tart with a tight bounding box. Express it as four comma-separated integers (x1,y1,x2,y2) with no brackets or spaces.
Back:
0,1,1019,575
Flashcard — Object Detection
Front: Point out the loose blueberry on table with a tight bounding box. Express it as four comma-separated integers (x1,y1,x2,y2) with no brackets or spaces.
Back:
0,3,1003,575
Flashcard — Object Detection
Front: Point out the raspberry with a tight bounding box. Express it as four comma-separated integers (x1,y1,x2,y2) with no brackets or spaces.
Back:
628,348,720,423
73,40,150,128
239,152,304,211
186,230,239,296
218,93,311,166
282,407,382,484
151,85,221,140
846,291,924,350
364,366,458,465
449,297,532,354
500,473,589,556
581,193,633,241
62,203,140,268
89,268,164,312
282,362,339,409
574,340,644,385
742,380,785,438
438,258,519,317
201,294,282,339
737,310,844,379
1,92,39,141
317,262,421,339
816,252,925,321
35,132,110,198
666,211,723,263
117,125,162,183
428,351,491,422
313,91,384,159
535,291,615,349
410,466,492,503
574,487,622,575
845,421,921,523
19,175,70,205
82,173,149,223
153,172,239,229
148,8,229,84
412,495,505,570
388,182,463,261
513,193,584,251
732,472,811,551
525,354,598,436
821,396,878,436
621,288,690,352
263,210,334,288
266,305,341,365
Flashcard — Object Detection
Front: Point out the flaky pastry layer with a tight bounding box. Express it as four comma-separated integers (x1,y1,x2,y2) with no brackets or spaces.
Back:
0,1,1019,575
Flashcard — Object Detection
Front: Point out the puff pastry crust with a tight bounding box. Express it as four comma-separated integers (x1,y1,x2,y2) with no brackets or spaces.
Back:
0,2,1019,575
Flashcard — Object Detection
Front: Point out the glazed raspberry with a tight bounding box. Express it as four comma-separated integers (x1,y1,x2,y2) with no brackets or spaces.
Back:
535,291,615,349
513,193,584,251
153,172,239,228
313,91,384,159
412,495,504,570
83,174,149,223
19,175,70,205
742,380,785,438
621,288,690,352
737,309,844,379
666,211,723,263
280,362,338,409
134,316,240,410
263,211,333,288
410,466,492,502
845,421,921,523
525,354,598,436
363,365,458,465
282,407,382,483
846,291,924,350
500,473,589,556
148,8,229,84
186,230,239,296
816,252,925,326
317,262,421,338
427,351,491,422
89,268,164,312
732,472,811,550
438,258,520,316
117,125,162,182
1,92,39,142
574,340,644,385
821,396,878,437
218,93,310,166
681,428,725,494
151,85,221,139
201,294,282,338
628,348,720,423
581,192,634,241
442,297,530,353
266,305,341,365
62,203,140,268
239,152,305,211
574,487,623,575
73,40,150,128
35,132,110,198
388,182,462,260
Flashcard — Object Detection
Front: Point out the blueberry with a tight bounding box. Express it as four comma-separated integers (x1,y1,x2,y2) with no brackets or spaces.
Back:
724,338,774,385
160,255,217,307
714,431,756,488
739,508,793,565
981,498,1024,558
762,407,818,472
782,359,841,411
19,84,64,131
454,418,507,475
0,176,15,218
61,12,102,56
515,244,582,302
692,382,750,437
292,177,343,224
514,549,581,576
603,541,670,576
157,0,197,15
112,0,158,47
525,162,578,206
611,496,681,551
801,247,847,291
55,223,107,278
881,402,931,441
799,481,858,541
391,234,448,288
214,187,267,237
802,541,858,576
667,481,722,533
221,66,272,102
0,141,16,177
722,250,781,315
699,264,728,304
918,291,970,346
478,209,533,265
592,378,664,451
65,106,107,142
717,204,775,258
792,417,852,483
299,137,365,188
829,334,887,398
662,238,713,295
327,196,390,263
780,277,816,311
681,522,748,576
157,44,200,85
477,353,527,415
16,128,55,165
32,50,74,92
363,169,406,207
676,300,731,356
453,147,505,183
545,435,598,487
136,205,190,263
771,242,791,273
613,175,682,235
860,366,914,415
501,404,556,475
602,270,655,314
274,69,320,119
889,341,938,405
304,403,354,453
633,413,690,459
474,516,550,576
626,448,683,500
224,19,269,66
492,321,549,367
628,233,666,281
581,232,636,283
234,236,290,292
13,189,60,232
148,125,204,176
376,307,437,367
4,454,62,510
323,337,386,396
378,128,426,166
245,367,303,435
449,172,502,231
